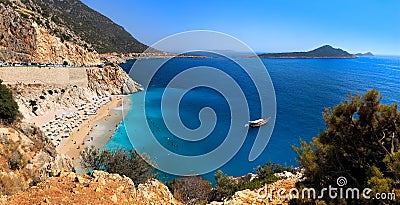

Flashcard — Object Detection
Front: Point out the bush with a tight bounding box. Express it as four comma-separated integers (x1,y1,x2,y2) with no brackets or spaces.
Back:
293,90,400,204
167,176,212,205
211,162,288,202
80,146,155,185
256,160,291,183
0,80,19,124
8,150,23,170
212,170,237,201
28,100,38,113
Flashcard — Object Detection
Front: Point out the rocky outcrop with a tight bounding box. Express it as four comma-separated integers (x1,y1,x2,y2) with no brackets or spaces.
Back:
209,178,298,205
12,83,99,119
0,2,100,65
87,65,142,96
31,21,101,65
0,124,73,196
0,2,36,62
4,170,182,204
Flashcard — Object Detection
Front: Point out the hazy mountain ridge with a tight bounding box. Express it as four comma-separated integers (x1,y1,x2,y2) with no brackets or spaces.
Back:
355,52,374,57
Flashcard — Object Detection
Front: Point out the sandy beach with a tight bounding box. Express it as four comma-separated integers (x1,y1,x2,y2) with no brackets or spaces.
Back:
83,96,131,151
55,95,131,168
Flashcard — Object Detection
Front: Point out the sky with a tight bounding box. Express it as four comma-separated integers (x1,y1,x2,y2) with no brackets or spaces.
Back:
82,0,400,55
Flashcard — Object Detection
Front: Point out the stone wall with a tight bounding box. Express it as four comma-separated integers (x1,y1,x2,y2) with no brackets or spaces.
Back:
0,66,88,87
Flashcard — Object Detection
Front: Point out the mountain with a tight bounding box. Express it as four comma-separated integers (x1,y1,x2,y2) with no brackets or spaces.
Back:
18,0,149,54
0,1,100,65
258,45,356,58
0,0,151,64
355,52,374,57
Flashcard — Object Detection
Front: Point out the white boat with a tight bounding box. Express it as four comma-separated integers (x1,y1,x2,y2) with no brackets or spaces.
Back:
249,117,271,128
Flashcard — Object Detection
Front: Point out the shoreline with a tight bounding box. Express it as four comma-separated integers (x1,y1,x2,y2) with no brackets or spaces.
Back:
84,95,132,151
56,95,131,170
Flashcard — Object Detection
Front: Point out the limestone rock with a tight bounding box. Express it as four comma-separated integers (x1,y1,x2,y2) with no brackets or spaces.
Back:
0,124,73,196
208,178,299,205
5,171,183,205
0,2,100,65
87,65,142,96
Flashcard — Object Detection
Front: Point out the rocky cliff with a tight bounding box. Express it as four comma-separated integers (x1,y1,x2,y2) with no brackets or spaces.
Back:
0,1,100,65
3,170,182,204
87,64,142,96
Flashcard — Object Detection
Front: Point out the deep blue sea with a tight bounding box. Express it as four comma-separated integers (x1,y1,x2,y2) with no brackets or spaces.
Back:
105,55,400,183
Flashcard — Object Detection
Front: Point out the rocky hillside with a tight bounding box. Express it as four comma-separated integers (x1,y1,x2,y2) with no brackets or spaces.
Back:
0,1,103,65
19,0,149,54
9,64,141,120
3,170,182,204
0,123,73,196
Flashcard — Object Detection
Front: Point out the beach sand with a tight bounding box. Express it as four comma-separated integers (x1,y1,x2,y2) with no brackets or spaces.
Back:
85,96,132,150
56,95,131,169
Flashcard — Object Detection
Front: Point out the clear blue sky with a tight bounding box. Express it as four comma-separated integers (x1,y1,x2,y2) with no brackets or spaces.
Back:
82,0,400,55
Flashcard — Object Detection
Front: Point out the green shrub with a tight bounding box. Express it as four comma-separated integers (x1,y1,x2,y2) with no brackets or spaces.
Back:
0,80,19,124
80,146,155,185
293,90,400,204
256,160,291,183
211,162,288,202
212,170,237,201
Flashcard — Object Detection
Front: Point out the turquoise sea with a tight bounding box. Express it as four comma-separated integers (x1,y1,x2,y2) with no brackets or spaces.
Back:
105,55,400,182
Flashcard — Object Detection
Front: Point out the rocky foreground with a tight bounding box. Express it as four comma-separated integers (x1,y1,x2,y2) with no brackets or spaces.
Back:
209,178,298,205
0,124,73,197
3,170,182,205
0,166,298,205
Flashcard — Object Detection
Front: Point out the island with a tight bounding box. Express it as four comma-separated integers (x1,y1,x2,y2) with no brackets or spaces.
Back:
355,52,374,57
257,45,356,58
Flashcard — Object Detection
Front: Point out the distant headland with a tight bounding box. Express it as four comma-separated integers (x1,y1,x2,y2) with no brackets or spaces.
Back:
355,52,374,57
257,45,357,59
